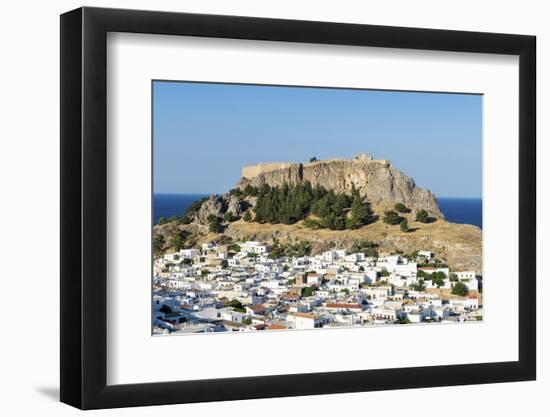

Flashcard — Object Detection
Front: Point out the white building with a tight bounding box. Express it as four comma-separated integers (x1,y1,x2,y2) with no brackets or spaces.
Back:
322,250,339,262
163,253,181,262
456,272,478,292
179,248,199,259
455,271,476,280
406,309,427,323
370,307,398,321
306,273,321,285
202,243,217,252
290,312,328,329
363,286,391,300
241,241,270,254
345,253,365,262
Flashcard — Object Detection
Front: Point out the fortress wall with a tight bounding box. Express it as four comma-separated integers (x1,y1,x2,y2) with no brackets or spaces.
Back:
302,158,344,168
242,157,391,178
242,162,297,178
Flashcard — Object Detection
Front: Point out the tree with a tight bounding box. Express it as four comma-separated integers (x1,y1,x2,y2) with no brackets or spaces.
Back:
416,209,429,223
243,184,259,196
295,240,311,258
254,182,313,225
225,299,245,312
383,210,403,225
229,188,243,198
400,218,409,232
301,285,316,297
221,259,229,268
303,217,322,229
411,279,426,291
158,216,168,225
346,188,374,229
311,190,347,230
363,247,376,259
228,243,241,253
350,240,379,258
215,234,233,244
394,203,410,213
451,281,469,296
169,230,188,251
207,215,224,233
243,211,252,222
247,181,377,231
269,240,285,258
430,271,446,288
309,156,318,162
224,211,237,222
286,240,311,257
153,235,165,257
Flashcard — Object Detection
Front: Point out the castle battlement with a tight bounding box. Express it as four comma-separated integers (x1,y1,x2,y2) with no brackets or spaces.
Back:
241,154,389,179
242,162,298,179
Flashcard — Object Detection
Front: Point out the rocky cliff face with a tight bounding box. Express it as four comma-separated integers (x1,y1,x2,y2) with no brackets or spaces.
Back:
194,195,227,225
237,153,443,218
193,193,249,226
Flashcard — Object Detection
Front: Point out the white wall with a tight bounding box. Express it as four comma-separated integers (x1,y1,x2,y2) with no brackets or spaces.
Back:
0,0,546,415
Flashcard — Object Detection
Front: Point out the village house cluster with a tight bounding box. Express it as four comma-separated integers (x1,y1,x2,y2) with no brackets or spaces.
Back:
153,241,483,334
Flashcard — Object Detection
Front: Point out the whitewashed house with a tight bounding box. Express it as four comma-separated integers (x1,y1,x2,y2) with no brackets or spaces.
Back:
241,241,270,254
179,248,199,259
306,273,321,285
363,286,391,300
289,312,328,329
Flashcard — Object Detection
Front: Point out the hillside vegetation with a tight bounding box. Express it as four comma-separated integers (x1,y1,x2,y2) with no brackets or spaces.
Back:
153,154,482,273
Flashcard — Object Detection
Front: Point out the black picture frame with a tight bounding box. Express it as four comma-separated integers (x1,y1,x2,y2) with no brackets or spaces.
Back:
60,6,536,410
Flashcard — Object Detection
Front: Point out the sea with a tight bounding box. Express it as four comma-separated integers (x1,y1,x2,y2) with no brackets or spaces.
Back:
154,193,209,224
153,194,482,229
437,197,482,229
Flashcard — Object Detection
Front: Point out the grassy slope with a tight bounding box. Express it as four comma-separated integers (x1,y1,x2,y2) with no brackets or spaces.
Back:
193,215,483,274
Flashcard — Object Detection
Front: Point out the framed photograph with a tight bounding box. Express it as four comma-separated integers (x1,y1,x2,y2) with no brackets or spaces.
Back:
60,6,536,410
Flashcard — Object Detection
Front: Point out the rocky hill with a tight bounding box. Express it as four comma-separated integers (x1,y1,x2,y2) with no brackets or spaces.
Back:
154,153,482,272
237,153,442,218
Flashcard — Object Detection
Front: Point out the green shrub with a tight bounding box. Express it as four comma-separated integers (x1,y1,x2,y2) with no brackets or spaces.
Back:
394,203,410,213
383,210,403,225
416,209,429,223
451,281,469,296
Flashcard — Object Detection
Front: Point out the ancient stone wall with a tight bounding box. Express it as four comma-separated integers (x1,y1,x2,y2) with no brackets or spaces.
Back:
241,162,298,179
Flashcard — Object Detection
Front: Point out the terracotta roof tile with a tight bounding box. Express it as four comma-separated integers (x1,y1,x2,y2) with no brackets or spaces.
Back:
325,303,363,309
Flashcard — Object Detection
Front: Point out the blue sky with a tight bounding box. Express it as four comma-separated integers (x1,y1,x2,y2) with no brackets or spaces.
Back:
153,81,482,198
